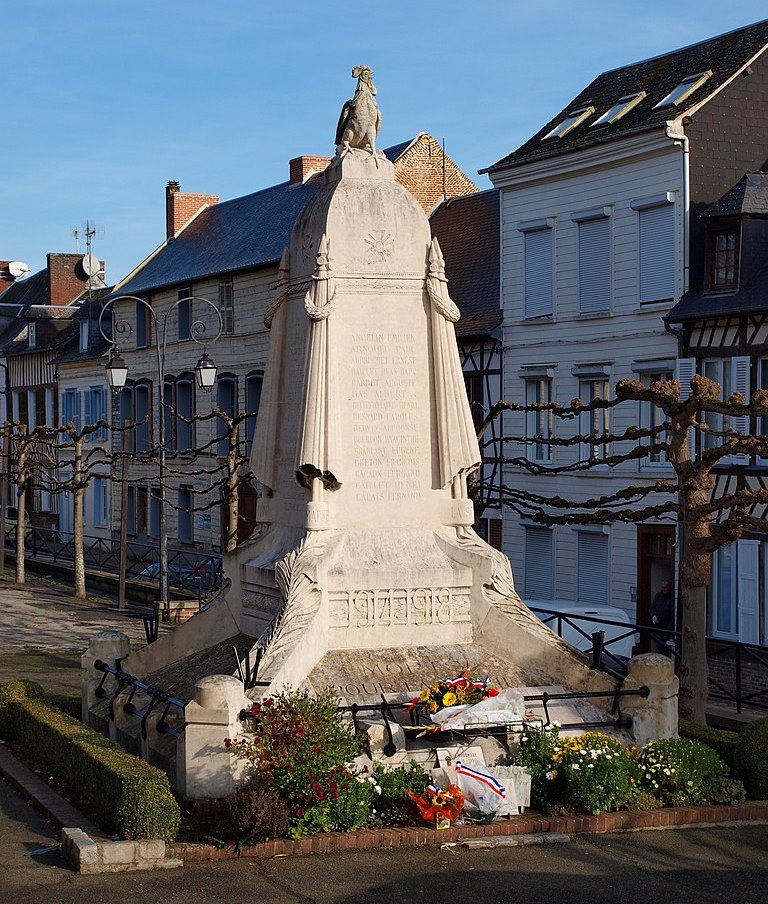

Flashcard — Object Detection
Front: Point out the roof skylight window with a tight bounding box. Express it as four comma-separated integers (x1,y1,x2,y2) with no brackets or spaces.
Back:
591,91,646,127
542,106,595,140
653,71,712,109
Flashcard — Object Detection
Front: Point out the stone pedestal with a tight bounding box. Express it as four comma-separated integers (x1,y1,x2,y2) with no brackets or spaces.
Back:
178,675,251,800
622,653,679,746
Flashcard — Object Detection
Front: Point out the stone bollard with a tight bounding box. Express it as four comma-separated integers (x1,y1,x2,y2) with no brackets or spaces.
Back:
178,674,252,800
622,653,679,747
81,631,131,725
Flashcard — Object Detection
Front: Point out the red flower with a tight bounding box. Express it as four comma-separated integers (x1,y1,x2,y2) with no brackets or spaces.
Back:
224,737,232,748
249,703,262,715
487,688,499,697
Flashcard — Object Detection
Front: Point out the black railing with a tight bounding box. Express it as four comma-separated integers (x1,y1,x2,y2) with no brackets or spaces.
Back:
94,660,185,739
531,606,768,714
4,523,222,598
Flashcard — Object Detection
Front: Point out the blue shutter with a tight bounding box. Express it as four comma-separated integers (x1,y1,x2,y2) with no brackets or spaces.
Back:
730,356,751,465
737,540,760,644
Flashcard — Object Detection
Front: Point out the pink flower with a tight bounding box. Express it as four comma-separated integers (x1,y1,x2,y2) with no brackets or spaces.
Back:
250,703,262,715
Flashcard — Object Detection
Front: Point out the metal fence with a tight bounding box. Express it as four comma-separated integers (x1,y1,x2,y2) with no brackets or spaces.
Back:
531,605,768,714
3,523,222,596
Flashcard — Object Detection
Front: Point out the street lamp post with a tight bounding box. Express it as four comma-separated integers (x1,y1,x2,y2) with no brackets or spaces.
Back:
99,295,223,618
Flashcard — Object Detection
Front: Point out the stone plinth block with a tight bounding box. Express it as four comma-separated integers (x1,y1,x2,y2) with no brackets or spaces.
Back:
623,653,679,746
81,631,131,725
179,674,252,800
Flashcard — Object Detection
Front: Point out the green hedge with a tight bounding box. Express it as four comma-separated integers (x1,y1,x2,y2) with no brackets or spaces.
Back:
735,718,768,800
679,720,739,775
0,680,179,841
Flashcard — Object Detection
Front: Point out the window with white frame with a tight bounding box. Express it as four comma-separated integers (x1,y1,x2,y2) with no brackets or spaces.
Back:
632,194,676,304
62,389,81,432
636,366,674,467
521,223,554,318
576,210,611,315
591,92,646,127
524,376,552,463
578,377,610,462
177,286,191,341
245,370,263,459
93,477,108,527
178,487,193,543
524,526,554,600
711,540,761,643
653,71,712,109
701,357,750,461
219,280,235,335
542,106,595,139
576,530,609,605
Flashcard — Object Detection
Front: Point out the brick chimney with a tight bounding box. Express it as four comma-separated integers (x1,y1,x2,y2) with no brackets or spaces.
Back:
289,156,333,185
47,253,89,306
165,181,219,240
0,262,14,297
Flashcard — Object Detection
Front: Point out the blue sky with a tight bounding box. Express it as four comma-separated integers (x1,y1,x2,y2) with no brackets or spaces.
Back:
2,2,766,284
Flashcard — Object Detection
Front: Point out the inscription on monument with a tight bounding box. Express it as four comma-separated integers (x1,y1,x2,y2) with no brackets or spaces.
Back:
329,586,471,628
349,330,422,502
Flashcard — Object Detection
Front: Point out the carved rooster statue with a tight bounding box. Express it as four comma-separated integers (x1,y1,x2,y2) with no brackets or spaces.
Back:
335,65,382,157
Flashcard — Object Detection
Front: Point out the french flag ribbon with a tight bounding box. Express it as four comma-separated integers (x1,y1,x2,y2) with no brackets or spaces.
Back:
471,675,490,690
444,672,470,687
427,783,440,796
454,761,506,798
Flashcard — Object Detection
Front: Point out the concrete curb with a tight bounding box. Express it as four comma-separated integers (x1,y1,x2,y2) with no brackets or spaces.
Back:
0,743,181,873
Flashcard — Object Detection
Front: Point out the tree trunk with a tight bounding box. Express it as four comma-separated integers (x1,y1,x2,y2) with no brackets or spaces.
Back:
677,547,710,723
226,422,239,552
72,437,86,599
15,483,25,585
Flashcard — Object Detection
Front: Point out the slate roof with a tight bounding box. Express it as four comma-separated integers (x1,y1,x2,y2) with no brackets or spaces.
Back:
666,258,768,322
483,19,768,173
429,190,500,338
55,291,114,364
0,305,79,356
0,268,49,307
114,138,426,298
701,173,768,218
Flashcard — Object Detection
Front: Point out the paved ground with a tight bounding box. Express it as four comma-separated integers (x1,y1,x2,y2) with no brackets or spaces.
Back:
1,776,767,904
0,572,165,696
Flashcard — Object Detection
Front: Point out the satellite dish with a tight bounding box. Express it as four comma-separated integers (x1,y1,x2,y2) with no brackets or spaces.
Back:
8,261,30,279
81,254,101,277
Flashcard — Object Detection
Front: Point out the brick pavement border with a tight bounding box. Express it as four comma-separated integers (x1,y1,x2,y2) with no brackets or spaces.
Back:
3,740,766,865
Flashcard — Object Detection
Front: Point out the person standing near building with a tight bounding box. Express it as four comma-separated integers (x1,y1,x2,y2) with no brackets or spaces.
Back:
650,579,674,654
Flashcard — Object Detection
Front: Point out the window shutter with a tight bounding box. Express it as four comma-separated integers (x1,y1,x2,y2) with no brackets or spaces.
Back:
577,531,609,605
83,389,92,428
524,229,553,318
579,218,611,314
737,539,760,644
730,356,751,465
524,527,554,600
675,357,697,459
639,204,675,303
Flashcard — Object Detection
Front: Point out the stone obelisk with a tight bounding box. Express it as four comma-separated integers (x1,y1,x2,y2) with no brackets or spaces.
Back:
225,67,606,702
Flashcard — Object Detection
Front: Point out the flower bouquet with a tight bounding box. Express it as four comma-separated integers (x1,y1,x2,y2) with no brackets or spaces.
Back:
407,782,464,829
408,669,524,732
408,669,499,714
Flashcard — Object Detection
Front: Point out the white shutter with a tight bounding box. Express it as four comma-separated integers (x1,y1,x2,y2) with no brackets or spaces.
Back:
675,357,697,460
524,229,553,318
577,531,609,605
524,527,554,600
730,356,751,465
639,204,675,303
737,539,760,644
579,218,611,314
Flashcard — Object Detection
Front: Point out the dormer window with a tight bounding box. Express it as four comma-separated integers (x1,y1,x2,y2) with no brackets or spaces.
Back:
542,106,595,140
653,71,712,109
28,323,36,348
79,320,89,352
591,92,646,127
707,224,740,291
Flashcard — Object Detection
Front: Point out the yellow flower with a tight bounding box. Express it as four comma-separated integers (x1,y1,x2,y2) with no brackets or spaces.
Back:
419,689,431,702
443,692,458,707
429,700,438,713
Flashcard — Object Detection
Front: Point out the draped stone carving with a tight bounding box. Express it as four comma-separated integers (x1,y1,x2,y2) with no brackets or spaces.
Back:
250,247,290,495
295,235,342,490
426,237,481,490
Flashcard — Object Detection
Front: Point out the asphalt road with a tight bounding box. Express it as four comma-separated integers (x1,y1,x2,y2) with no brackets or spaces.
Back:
2,776,767,904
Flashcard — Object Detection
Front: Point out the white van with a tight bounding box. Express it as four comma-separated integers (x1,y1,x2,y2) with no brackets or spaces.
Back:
524,600,638,663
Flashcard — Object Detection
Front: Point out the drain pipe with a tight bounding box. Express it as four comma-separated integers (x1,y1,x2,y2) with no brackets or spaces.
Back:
665,120,690,297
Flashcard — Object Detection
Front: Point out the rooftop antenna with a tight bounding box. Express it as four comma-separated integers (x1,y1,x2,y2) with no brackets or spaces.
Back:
80,219,105,299
73,226,80,254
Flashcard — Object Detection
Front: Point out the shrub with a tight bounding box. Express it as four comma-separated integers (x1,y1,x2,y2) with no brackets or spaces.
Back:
637,738,736,806
0,679,45,732
228,688,369,838
193,785,290,844
517,727,638,815
0,681,179,840
734,717,768,800
679,720,738,775
369,761,430,826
